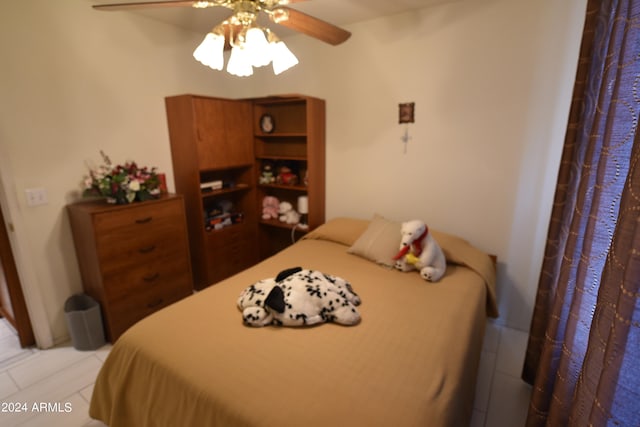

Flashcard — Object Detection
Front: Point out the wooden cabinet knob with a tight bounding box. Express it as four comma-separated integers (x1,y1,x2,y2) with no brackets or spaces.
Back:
143,273,159,282
139,245,156,254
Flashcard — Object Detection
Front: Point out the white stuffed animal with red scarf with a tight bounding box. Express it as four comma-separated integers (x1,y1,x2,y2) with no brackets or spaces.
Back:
393,220,446,281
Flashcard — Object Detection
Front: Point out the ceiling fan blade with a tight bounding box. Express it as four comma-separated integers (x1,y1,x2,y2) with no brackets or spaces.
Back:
93,1,203,11
274,7,351,46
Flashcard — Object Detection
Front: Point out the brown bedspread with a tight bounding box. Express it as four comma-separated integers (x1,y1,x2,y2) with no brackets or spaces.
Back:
90,218,496,427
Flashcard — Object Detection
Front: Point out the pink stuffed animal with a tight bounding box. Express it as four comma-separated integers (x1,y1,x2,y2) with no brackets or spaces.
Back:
262,196,279,220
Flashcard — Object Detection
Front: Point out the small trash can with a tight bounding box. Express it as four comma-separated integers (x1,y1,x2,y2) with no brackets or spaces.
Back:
64,294,106,351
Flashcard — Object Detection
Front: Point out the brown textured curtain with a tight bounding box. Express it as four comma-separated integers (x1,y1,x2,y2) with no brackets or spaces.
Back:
522,0,640,426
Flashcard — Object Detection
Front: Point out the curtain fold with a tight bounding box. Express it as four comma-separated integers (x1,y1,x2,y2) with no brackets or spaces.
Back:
569,131,640,425
522,0,640,426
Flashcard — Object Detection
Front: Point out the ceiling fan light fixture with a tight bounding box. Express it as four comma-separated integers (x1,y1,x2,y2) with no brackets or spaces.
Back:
192,1,216,8
244,27,271,67
188,4,304,76
270,39,298,75
227,45,254,77
94,0,351,76
193,32,225,70
268,8,289,24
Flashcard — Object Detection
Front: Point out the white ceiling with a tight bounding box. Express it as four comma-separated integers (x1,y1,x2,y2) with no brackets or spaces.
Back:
88,0,458,39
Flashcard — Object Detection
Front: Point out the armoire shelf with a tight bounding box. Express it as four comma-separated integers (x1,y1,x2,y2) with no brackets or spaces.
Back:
201,183,251,199
258,183,307,191
253,96,325,258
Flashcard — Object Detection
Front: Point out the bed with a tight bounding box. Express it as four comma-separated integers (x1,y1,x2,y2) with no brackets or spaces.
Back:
89,216,498,427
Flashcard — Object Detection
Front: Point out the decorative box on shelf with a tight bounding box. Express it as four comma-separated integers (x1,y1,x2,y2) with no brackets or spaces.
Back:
200,180,223,191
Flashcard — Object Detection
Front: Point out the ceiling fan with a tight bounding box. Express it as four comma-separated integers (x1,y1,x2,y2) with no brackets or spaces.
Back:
92,1,352,46
93,0,351,76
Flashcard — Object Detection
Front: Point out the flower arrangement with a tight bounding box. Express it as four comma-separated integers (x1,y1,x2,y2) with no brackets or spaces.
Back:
83,151,162,204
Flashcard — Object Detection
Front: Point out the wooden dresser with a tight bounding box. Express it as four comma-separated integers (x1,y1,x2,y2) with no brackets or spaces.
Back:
67,195,193,342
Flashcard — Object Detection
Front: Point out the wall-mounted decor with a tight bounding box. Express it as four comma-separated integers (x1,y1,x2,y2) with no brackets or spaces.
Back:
399,102,415,153
399,102,415,124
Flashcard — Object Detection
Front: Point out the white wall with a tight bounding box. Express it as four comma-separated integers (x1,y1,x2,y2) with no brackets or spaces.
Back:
0,0,587,345
247,0,587,331
0,0,247,345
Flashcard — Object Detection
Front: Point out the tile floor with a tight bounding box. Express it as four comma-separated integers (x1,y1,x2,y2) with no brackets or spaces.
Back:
0,318,530,427
472,322,532,427
0,319,109,426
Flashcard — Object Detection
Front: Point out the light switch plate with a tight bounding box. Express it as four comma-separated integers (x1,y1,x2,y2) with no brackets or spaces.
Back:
25,188,48,206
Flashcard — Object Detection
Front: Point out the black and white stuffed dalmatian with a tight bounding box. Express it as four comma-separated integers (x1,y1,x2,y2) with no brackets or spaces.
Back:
237,267,361,327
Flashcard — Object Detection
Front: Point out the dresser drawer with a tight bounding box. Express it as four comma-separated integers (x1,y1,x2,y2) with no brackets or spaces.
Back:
97,235,188,274
102,252,191,300
93,198,183,240
94,198,189,270
106,279,191,340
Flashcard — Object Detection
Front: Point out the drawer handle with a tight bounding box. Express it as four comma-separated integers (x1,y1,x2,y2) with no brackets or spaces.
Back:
135,216,153,224
147,298,164,309
139,245,156,254
143,273,159,282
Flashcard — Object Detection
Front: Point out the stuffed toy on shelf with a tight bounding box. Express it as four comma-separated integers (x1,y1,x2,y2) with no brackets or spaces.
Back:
276,165,298,186
278,201,300,224
259,163,276,185
262,196,279,220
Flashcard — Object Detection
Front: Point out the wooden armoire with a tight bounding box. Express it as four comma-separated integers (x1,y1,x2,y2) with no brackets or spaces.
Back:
165,94,325,290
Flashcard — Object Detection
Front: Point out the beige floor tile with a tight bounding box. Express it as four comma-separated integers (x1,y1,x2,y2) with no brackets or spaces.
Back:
16,393,92,427
483,321,502,353
475,351,497,411
1,356,102,426
495,327,528,377
485,372,532,427
0,371,19,399
8,346,93,389
0,335,33,371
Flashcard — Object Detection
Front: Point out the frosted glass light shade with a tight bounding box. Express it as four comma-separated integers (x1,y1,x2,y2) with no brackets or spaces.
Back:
227,45,253,77
271,41,298,75
193,32,224,71
193,26,299,77
245,28,271,67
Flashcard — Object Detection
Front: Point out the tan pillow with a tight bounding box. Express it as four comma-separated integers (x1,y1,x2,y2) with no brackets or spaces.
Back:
347,214,401,267
303,217,371,247
316,215,499,317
